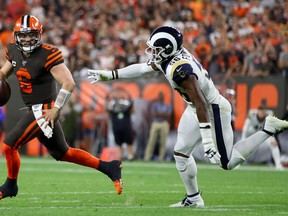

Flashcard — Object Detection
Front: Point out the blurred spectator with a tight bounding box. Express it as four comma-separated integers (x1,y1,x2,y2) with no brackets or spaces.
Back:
53,36,70,67
1,0,283,82
278,41,288,77
241,106,284,170
144,92,172,162
28,0,46,23
231,0,251,18
194,33,212,69
81,104,96,154
98,46,115,70
250,53,277,77
241,41,263,76
0,7,14,57
207,34,226,83
7,0,28,21
106,88,135,160
222,41,244,84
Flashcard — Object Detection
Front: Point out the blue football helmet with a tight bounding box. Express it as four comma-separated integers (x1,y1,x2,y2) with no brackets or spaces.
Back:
146,26,183,64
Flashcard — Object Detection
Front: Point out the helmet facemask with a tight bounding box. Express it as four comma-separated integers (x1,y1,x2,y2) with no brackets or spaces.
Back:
145,42,167,64
14,30,42,53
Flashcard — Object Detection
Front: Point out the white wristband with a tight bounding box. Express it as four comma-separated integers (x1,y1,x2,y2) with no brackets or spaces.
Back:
54,88,72,109
199,122,213,144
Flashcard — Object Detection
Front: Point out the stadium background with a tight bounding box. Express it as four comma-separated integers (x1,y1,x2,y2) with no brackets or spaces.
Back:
0,0,288,161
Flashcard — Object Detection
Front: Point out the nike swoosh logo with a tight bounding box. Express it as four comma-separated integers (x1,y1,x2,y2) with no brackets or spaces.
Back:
176,66,183,72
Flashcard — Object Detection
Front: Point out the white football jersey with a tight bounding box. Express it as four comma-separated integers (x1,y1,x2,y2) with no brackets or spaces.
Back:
242,108,274,139
249,109,273,130
153,48,220,106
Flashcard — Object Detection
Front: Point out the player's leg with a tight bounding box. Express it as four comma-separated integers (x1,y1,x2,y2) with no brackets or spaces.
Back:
210,99,234,170
158,122,169,162
0,144,19,199
209,96,283,170
170,106,204,208
0,112,40,199
212,97,269,170
112,129,123,160
123,128,134,160
39,121,123,194
144,122,158,161
229,114,288,170
268,137,284,170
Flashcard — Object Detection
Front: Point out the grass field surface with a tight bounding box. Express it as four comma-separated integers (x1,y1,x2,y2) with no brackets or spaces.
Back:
0,157,287,216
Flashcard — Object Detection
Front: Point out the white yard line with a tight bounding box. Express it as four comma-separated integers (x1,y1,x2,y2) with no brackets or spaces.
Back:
0,157,285,172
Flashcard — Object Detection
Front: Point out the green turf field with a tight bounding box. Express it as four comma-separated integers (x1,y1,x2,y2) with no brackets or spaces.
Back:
0,157,287,216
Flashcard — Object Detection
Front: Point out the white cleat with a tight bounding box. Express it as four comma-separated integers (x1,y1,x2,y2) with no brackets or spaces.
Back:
169,194,204,208
263,115,288,135
275,165,285,171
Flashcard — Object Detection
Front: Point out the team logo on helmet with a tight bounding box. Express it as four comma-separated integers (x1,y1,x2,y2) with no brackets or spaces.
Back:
146,26,183,64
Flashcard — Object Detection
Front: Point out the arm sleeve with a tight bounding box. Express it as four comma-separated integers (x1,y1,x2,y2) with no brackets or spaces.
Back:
118,63,155,79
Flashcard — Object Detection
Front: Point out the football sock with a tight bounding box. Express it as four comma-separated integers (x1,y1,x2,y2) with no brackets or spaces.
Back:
174,155,199,195
3,143,20,179
60,147,100,169
270,145,282,168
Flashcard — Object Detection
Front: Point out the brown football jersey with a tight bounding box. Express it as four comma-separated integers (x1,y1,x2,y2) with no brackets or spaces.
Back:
5,41,64,106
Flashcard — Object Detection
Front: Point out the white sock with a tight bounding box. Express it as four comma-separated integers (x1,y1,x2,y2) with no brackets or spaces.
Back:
174,155,199,195
270,145,282,168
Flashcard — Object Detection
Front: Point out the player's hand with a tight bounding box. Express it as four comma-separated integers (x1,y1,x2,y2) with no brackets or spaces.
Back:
87,69,114,84
39,107,60,129
203,138,221,164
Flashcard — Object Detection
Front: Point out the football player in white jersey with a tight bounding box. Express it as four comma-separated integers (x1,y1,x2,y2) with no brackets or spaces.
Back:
242,106,284,170
87,26,288,207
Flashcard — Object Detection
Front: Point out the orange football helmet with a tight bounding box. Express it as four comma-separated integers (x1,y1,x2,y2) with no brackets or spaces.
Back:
14,15,43,53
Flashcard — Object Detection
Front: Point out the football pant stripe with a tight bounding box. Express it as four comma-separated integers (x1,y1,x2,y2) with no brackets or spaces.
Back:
212,103,229,169
14,120,40,149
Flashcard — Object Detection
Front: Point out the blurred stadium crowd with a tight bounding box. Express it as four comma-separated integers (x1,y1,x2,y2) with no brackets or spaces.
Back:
1,0,288,81
0,0,288,164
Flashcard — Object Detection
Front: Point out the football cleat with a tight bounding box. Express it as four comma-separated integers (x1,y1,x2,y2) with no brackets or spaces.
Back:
263,115,288,135
275,164,285,171
98,160,123,195
169,193,204,208
108,160,123,195
0,178,18,200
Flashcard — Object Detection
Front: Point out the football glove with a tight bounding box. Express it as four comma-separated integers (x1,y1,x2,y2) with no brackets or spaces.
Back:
200,123,221,164
87,69,118,84
203,139,221,164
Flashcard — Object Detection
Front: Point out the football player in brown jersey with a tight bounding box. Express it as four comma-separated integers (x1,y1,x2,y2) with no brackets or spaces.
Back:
0,15,123,200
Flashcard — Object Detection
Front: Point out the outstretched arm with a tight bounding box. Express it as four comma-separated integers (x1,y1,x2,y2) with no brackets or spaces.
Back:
87,63,156,83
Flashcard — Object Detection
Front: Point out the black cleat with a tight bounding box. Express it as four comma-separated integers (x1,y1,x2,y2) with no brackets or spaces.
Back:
0,178,18,200
98,160,123,194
